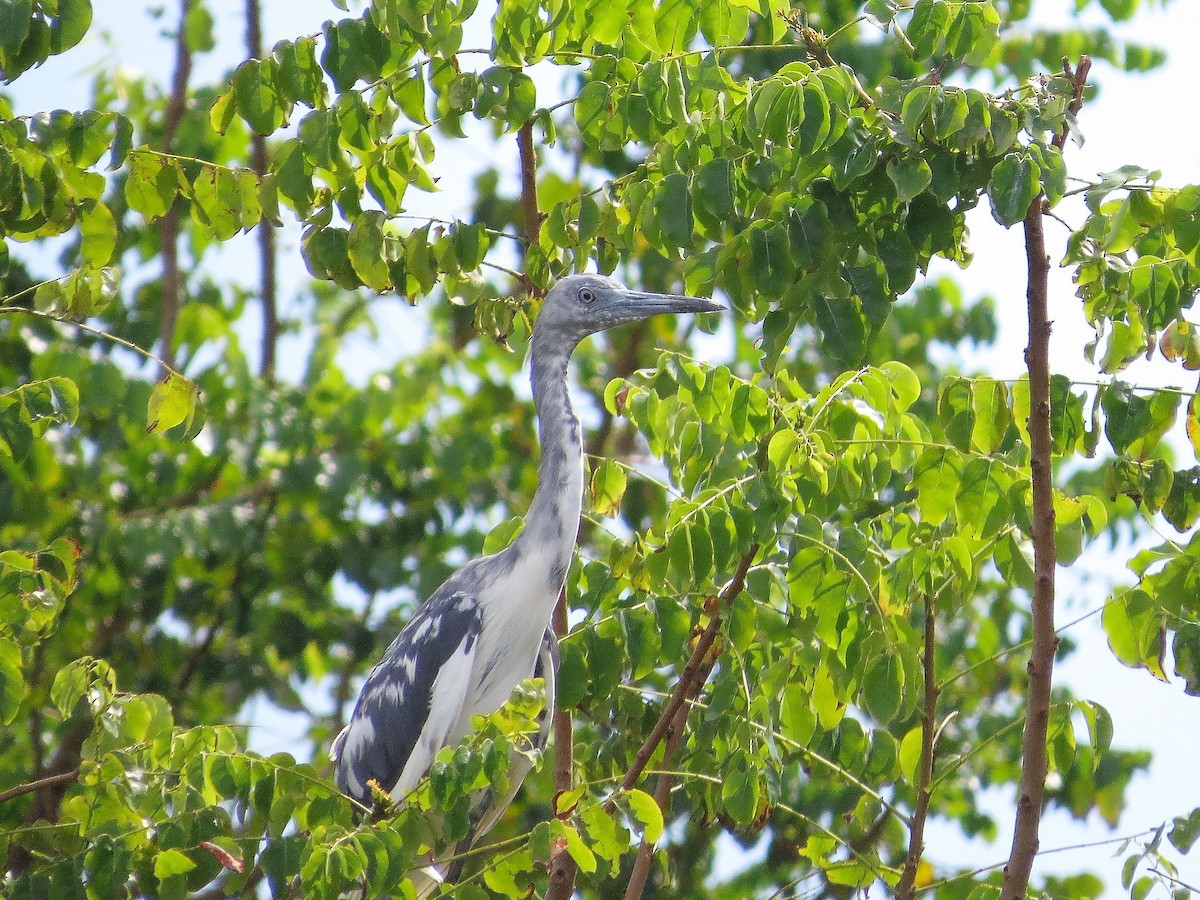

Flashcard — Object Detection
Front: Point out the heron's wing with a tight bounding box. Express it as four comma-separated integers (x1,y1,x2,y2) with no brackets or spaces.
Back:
333,591,482,804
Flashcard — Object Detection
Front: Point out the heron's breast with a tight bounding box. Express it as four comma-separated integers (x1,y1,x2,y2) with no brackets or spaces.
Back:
468,550,563,715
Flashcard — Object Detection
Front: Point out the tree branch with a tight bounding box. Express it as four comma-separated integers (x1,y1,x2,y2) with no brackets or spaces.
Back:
245,0,278,383
545,588,578,900
516,122,543,297
0,768,81,806
896,593,938,899
999,57,1090,900
157,0,195,377
622,695,687,900
618,544,758,800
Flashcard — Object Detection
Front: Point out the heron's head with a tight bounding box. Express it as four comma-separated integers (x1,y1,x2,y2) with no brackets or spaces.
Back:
535,274,723,344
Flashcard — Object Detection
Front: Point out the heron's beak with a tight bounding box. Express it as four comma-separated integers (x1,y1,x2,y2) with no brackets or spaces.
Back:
618,290,724,320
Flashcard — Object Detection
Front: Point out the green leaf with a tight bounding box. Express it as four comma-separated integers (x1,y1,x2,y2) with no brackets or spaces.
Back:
1102,380,1178,459
720,755,759,824
590,458,627,517
913,446,963,526
860,651,904,724
49,0,93,54
1174,623,1200,696
886,157,932,202
655,172,692,250
899,725,924,786
1076,700,1113,770
624,788,664,843
549,820,596,874
347,213,390,291
153,848,196,879
0,638,25,726
907,0,950,58
79,201,117,266
1169,807,1200,853
969,378,1011,454
147,373,200,435
0,0,33,55
50,657,112,716
988,151,1040,227
235,58,287,135
183,2,215,52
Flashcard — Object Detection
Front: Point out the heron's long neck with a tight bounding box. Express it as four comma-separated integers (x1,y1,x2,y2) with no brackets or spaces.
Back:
515,335,584,584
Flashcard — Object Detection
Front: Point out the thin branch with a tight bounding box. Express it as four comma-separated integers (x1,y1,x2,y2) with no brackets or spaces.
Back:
791,21,877,111
545,590,578,900
617,545,758,799
516,122,543,297
622,697,687,900
897,593,938,899
0,768,81,806
245,0,278,383
999,57,1090,900
157,0,195,377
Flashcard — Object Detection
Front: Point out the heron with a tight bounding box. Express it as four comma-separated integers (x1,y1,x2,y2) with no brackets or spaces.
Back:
331,272,721,893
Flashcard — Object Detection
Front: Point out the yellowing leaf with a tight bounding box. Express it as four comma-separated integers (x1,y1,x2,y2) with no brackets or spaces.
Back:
147,373,199,435
624,788,664,843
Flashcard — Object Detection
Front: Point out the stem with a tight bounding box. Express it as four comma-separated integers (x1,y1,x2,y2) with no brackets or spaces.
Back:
896,594,938,899
157,0,194,377
245,0,278,383
0,307,190,381
999,58,1089,900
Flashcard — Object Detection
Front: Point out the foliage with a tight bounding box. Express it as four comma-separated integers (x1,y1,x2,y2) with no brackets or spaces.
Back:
1,0,1199,897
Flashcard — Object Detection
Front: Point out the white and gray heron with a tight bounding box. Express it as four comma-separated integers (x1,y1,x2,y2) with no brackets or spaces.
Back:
331,273,721,893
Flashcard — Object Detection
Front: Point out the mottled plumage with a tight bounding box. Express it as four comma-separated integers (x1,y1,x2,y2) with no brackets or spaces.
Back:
331,274,721,894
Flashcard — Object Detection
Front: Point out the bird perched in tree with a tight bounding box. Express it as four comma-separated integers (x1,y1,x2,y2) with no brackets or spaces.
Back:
331,273,721,892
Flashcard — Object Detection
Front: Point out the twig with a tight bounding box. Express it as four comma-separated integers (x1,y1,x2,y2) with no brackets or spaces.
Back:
1148,868,1200,894
0,768,81,806
792,23,876,110
896,594,938,899
245,0,278,383
1052,57,1092,153
157,0,195,377
999,57,1090,900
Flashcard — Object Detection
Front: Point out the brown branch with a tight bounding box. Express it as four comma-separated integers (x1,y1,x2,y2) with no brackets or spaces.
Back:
618,544,758,800
245,0,278,383
545,589,577,900
896,594,938,899
793,23,876,111
622,697,687,900
516,122,543,297
999,57,1089,900
1052,57,1092,152
5,724,88,874
175,606,227,697
0,768,81,806
157,0,195,377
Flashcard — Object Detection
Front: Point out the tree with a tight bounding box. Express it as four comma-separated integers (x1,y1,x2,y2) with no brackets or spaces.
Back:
2,0,1199,896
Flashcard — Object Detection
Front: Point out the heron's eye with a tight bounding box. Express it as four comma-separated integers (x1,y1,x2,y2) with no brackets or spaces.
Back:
578,288,596,304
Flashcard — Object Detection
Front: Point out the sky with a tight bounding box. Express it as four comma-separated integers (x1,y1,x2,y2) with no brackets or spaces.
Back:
7,0,1200,894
